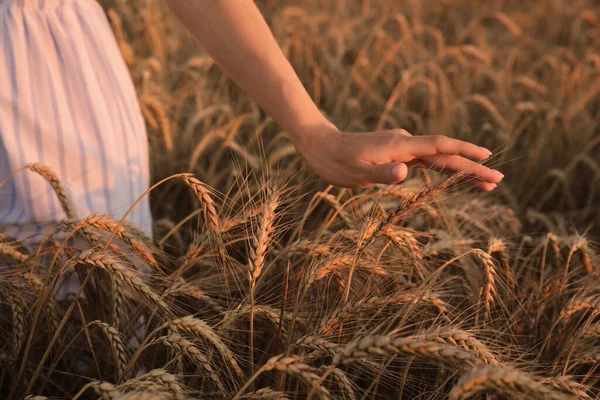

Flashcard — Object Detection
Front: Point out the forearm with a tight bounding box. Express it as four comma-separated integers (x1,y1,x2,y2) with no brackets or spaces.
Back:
164,0,336,143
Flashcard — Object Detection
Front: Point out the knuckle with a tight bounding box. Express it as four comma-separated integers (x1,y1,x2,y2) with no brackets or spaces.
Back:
388,129,408,146
432,135,449,150
388,130,402,140
391,129,411,139
432,135,445,144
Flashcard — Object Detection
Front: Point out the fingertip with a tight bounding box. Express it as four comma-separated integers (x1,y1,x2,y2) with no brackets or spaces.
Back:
391,163,408,183
483,169,504,184
480,147,493,159
480,182,497,192
472,179,497,191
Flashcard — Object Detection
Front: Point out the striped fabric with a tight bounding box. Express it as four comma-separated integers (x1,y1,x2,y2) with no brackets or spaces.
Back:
0,0,152,245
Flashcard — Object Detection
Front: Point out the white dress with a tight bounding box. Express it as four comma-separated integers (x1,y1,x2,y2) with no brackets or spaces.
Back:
0,0,152,244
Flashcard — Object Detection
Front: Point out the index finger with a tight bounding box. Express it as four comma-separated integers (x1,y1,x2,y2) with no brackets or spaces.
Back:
405,135,492,160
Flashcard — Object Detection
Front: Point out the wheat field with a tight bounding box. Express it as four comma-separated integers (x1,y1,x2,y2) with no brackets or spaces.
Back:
1,0,600,398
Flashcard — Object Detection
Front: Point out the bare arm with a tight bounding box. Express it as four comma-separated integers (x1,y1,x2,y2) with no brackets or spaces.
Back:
164,0,503,190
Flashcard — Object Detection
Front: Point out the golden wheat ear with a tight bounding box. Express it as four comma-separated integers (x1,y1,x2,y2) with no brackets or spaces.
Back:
449,365,577,400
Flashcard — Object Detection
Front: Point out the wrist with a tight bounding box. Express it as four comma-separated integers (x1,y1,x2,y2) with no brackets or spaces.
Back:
285,108,338,141
288,117,339,157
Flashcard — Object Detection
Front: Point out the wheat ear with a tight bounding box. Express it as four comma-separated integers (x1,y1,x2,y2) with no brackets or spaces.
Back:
317,365,356,400
63,213,157,268
164,278,222,312
541,375,592,399
248,186,280,286
334,334,476,370
473,249,498,321
116,393,169,400
150,333,225,393
181,174,221,232
120,369,186,400
240,387,290,399
73,381,122,400
361,175,459,249
0,286,27,358
559,294,600,321
168,315,243,377
24,163,75,219
488,238,515,292
0,242,31,263
422,327,499,365
90,321,128,381
74,250,169,312
234,355,329,400
566,236,594,274
449,365,574,400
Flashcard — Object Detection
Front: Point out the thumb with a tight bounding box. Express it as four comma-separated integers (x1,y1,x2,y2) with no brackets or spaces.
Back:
367,162,408,185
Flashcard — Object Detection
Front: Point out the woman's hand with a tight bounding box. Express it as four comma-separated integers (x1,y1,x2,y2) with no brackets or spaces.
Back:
292,125,504,191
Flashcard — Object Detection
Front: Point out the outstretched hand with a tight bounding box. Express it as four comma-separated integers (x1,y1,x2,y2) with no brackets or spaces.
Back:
293,126,504,191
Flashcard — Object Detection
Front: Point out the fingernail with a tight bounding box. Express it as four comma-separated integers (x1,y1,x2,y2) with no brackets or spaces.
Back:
493,169,504,179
